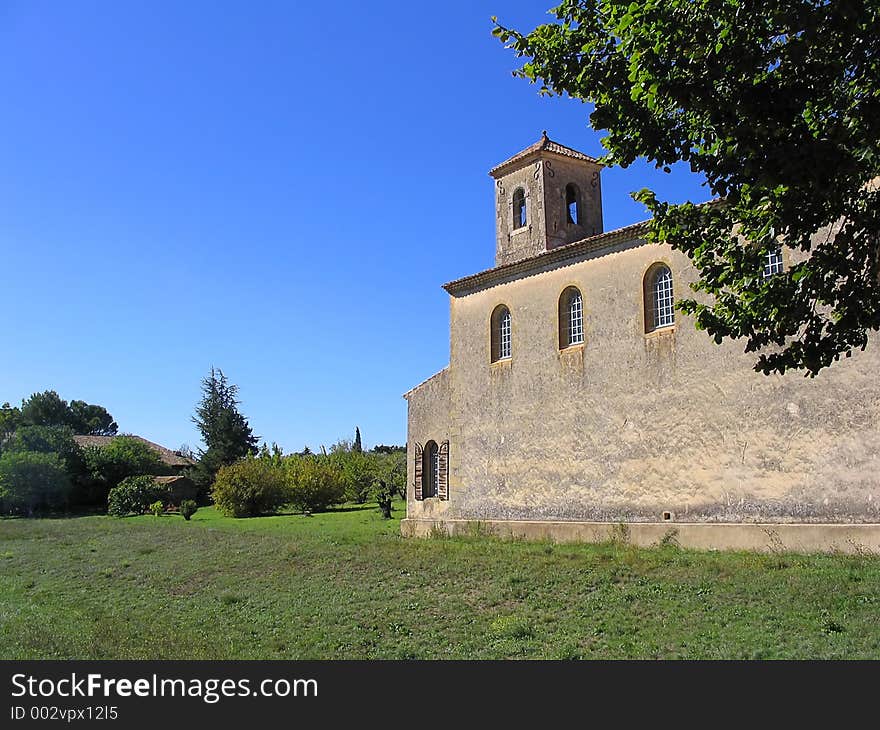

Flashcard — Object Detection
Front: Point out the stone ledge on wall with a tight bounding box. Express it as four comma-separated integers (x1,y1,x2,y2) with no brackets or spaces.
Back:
400,517,880,555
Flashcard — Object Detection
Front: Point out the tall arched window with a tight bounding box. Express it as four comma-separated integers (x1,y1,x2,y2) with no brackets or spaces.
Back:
422,441,438,498
644,264,675,332
413,440,448,501
491,305,512,362
763,247,784,278
513,188,527,229
565,183,580,225
558,287,584,349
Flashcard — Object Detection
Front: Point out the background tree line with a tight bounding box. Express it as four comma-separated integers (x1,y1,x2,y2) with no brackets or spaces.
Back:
192,368,405,519
1,371,407,520
0,391,168,516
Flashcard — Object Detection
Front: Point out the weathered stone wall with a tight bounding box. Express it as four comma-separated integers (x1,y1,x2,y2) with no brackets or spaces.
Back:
405,237,880,524
494,162,546,266
540,156,603,250
493,153,604,266
404,368,455,519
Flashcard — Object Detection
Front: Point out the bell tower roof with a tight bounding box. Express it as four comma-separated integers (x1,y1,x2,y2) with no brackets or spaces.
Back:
489,131,602,179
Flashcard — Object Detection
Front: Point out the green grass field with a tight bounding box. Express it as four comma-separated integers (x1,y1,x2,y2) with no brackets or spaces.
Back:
2,502,879,659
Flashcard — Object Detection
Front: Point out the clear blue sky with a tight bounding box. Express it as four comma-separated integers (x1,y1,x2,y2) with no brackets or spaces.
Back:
0,1,709,453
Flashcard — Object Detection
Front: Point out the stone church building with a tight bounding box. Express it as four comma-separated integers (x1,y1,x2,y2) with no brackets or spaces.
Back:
401,133,880,553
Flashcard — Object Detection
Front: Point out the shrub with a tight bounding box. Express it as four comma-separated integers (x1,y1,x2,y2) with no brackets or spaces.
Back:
84,436,167,505
0,451,71,516
179,499,197,521
107,475,165,517
149,500,163,516
285,455,345,513
211,458,287,517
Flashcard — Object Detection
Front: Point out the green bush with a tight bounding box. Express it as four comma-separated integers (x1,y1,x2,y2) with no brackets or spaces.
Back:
84,436,167,506
285,455,345,513
149,500,163,516
107,475,165,517
211,458,287,517
0,451,71,516
179,499,197,521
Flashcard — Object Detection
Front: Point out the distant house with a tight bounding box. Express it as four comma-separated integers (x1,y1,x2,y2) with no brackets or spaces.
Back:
72,434,197,475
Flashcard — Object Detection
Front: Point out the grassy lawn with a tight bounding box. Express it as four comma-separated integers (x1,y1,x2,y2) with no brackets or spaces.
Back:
2,502,879,659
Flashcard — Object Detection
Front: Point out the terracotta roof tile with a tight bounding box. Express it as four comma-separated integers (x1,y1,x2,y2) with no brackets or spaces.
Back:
72,434,197,468
489,131,602,178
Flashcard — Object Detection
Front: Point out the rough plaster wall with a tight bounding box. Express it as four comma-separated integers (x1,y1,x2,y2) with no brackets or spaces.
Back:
406,238,880,524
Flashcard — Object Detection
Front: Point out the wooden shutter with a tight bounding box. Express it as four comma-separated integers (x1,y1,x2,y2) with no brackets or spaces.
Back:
413,442,423,501
438,441,449,500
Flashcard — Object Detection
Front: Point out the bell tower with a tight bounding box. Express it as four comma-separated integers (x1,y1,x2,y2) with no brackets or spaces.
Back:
490,132,604,267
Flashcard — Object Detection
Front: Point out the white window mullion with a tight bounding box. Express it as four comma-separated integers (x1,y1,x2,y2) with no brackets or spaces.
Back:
653,268,674,329
499,310,511,359
568,291,583,345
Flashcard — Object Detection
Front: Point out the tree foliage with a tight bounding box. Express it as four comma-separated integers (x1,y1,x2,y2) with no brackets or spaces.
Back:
19,391,118,434
83,436,165,504
5,425,87,481
191,368,258,495
0,403,22,446
211,458,288,517
0,450,71,516
494,0,880,375
285,455,346,513
107,475,167,517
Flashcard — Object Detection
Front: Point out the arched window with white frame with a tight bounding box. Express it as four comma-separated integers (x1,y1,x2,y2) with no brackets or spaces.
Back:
558,286,584,349
644,264,675,332
491,305,512,362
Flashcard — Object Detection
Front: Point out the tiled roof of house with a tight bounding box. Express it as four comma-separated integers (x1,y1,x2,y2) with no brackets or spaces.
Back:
443,219,650,296
72,434,197,468
489,131,602,178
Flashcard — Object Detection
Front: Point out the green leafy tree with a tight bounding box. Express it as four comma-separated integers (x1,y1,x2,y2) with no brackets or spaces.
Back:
19,391,117,434
83,436,165,505
285,455,345,513
330,449,374,503
20,391,70,429
0,403,22,447
0,450,71,516
371,449,406,500
191,368,258,496
211,458,287,517
68,400,118,436
371,444,405,455
494,0,880,375
353,427,363,453
5,424,87,481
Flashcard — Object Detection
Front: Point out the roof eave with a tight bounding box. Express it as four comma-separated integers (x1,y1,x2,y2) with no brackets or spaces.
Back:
442,220,650,296
489,146,604,179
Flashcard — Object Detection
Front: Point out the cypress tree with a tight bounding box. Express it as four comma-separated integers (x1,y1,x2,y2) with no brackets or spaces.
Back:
191,368,258,497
